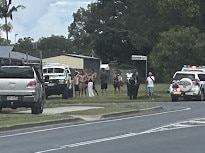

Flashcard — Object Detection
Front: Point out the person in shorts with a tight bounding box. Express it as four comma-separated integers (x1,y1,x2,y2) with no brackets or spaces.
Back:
146,72,155,100
73,71,80,97
90,68,99,96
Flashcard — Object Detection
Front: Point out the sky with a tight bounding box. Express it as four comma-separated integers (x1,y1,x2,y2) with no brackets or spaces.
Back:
1,0,95,43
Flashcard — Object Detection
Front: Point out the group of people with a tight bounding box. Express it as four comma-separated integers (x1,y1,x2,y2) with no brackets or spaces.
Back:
126,70,140,99
126,70,155,100
73,68,155,100
73,69,99,97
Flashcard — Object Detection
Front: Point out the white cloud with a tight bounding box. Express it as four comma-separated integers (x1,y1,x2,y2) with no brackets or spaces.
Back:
1,0,95,43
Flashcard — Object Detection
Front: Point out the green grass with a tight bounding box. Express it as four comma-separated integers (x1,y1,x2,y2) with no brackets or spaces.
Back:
0,83,170,128
0,113,74,128
46,83,171,106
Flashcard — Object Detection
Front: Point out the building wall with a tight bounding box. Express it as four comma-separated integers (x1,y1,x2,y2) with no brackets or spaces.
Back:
42,55,83,69
84,58,101,73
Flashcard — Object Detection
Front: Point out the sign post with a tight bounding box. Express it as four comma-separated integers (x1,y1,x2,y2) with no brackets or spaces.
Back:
131,55,147,81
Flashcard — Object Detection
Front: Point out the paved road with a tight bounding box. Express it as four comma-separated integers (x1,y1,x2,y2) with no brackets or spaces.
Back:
1,102,205,153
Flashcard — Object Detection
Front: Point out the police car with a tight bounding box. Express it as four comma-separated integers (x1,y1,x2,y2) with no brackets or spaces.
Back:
169,66,205,101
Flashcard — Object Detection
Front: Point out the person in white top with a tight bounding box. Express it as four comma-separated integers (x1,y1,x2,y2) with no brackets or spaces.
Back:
88,73,95,97
126,70,133,96
146,72,155,100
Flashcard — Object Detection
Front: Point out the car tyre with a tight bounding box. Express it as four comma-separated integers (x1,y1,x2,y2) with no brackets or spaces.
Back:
62,87,69,99
171,95,178,102
31,102,42,114
68,88,73,97
201,91,205,101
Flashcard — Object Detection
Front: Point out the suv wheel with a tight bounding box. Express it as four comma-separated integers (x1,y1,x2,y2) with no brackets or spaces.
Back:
62,87,69,99
68,88,73,97
171,95,178,102
31,102,42,114
201,91,205,101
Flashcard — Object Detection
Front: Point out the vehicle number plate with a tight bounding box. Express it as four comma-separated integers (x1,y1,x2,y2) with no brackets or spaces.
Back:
7,96,18,101
48,83,54,86
173,91,181,95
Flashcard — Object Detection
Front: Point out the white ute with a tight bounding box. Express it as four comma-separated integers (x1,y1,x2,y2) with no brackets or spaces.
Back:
43,63,73,99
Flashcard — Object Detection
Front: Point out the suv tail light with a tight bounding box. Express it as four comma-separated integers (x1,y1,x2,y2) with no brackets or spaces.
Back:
27,80,37,87
171,80,179,88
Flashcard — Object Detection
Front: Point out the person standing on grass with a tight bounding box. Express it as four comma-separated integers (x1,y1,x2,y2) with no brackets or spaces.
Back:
73,71,80,97
134,71,140,98
87,73,95,97
100,68,108,96
91,68,99,96
126,70,133,96
78,69,88,97
113,70,120,95
146,71,155,100
128,74,137,99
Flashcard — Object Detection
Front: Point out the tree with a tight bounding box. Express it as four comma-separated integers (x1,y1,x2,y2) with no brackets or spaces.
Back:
0,0,25,43
150,26,205,82
14,35,75,58
68,0,147,63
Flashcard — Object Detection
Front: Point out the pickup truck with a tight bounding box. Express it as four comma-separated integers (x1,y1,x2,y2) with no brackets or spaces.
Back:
0,65,46,114
43,63,73,99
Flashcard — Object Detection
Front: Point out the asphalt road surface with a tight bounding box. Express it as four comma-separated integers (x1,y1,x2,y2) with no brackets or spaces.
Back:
1,101,205,153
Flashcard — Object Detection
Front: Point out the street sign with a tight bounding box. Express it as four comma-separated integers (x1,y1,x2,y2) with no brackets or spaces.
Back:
131,55,148,82
131,55,147,61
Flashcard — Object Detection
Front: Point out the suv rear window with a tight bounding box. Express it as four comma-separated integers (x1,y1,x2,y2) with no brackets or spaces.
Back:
173,73,195,80
0,67,34,78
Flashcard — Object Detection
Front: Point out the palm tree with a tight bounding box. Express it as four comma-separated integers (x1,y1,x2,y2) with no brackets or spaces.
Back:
0,0,25,44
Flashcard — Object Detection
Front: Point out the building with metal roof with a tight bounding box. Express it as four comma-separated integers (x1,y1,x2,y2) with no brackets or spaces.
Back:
42,54,101,71
0,46,40,65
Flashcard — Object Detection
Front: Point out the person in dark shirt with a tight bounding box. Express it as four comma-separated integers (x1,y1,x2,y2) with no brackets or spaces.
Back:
100,68,108,96
128,72,140,99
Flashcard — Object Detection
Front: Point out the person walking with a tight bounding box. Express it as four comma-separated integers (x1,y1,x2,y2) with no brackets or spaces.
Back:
126,70,133,96
100,68,108,96
146,71,155,100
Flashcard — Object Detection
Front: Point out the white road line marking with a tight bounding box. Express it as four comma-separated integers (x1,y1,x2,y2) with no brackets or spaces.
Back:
0,107,190,138
36,116,205,153
35,132,148,153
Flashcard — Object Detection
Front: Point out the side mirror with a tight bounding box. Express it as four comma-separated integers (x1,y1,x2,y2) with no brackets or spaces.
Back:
44,75,49,82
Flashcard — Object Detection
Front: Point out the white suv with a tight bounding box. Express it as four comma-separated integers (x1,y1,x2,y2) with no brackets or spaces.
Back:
43,63,73,99
169,71,205,101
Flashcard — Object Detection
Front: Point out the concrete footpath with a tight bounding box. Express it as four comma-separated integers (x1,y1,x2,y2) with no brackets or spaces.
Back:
19,105,163,122
18,106,103,115
0,105,163,131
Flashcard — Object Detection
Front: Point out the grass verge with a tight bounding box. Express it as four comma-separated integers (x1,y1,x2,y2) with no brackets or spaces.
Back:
0,83,169,128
